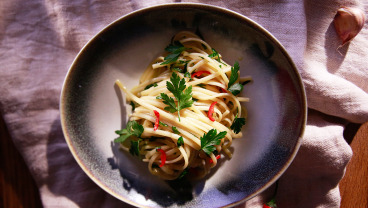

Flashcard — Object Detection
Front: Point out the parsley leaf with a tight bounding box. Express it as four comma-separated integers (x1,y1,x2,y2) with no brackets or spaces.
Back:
161,41,188,65
172,126,181,134
228,83,243,96
200,129,227,155
230,115,246,134
130,101,136,111
227,61,244,96
196,83,206,88
114,120,144,143
178,60,190,65
178,168,189,179
171,67,183,73
144,83,158,90
171,60,189,73
157,93,176,112
129,139,141,156
228,61,239,87
177,136,184,147
184,72,191,78
157,72,194,121
208,48,221,62
159,121,168,127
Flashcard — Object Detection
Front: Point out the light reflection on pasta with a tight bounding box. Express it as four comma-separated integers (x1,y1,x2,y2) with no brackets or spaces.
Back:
114,31,251,180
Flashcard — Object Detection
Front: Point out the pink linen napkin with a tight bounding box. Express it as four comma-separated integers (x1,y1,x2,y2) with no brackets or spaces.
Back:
1,0,367,207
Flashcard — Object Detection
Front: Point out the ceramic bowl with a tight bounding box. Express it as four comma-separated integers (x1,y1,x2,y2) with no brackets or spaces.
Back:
60,3,306,208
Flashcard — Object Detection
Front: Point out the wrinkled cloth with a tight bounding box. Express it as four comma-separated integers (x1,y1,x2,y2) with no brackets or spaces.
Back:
1,0,368,207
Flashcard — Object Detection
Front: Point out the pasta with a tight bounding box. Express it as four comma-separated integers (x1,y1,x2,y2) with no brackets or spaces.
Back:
114,31,250,180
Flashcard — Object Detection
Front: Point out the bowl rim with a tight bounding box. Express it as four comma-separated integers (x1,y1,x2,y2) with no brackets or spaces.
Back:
60,2,307,207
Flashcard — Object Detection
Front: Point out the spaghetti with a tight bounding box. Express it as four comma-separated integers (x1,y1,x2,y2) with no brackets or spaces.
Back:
114,31,250,180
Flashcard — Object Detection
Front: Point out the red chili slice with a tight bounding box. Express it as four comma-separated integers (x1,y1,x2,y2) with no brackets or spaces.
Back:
191,70,210,78
153,110,160,131
208,101,217,122
209,155,221,163
156,148,166,167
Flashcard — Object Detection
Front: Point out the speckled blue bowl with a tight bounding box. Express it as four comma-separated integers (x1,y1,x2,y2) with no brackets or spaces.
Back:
60,3,306,208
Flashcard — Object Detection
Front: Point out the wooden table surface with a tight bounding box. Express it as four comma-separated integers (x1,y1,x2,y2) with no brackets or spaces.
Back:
339,122,368,207
1,114,367,208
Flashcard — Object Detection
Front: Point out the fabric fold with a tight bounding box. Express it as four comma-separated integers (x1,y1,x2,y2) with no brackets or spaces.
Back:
0,0,367,207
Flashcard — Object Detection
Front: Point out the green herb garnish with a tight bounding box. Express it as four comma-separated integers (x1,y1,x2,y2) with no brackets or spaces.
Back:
177,136,184,147
171,67,183,73
114,120,144,143
227,61,244,96
157,72,194,121
171,60,190,73
228,61,239,87
196,83,206,88
172,126,181,134
178,168,189,179
161,41,189,65
130,101,136,111
208,48,221,62
228,83,243,95
129,139,141,156
144,83,158,90
184,72,191,79
178,60,190,65
200,129,227,155
208,48,227,65
230,114,246,134
159,121,168,127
